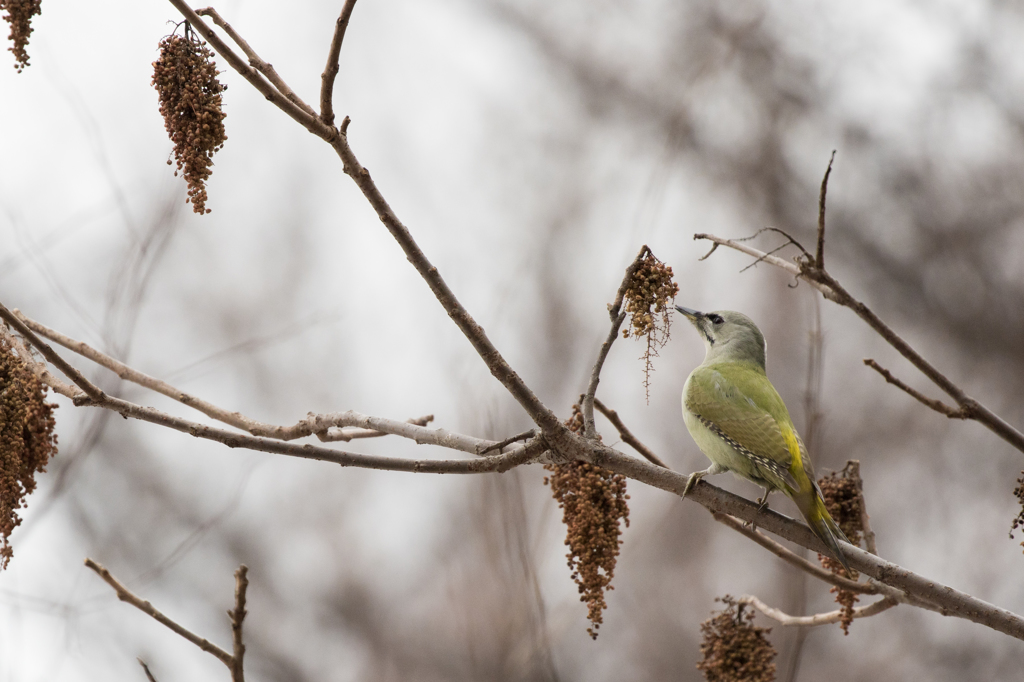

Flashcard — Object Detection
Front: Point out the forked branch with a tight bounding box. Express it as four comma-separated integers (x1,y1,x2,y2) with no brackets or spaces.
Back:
582,245,651,440
594,398,668,468
85,559,247,681
320,0,359,126
738,594,898,628
195,7,318,119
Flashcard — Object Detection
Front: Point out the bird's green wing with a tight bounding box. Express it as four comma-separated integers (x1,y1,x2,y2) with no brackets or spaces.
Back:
684,361,808,492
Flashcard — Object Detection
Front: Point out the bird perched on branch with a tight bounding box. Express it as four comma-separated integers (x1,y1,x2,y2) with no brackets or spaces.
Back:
675,306,851,573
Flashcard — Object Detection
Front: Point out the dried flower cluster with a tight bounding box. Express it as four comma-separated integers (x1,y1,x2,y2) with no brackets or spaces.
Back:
697,596,777,682
1,0,41,72
622,250,680,400
817,463,865,634
1,334,57,569
544,404,630,638
152,30,227,214
1010,472,1024,554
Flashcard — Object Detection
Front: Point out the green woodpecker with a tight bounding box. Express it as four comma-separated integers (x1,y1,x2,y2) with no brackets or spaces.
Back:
675,305,851,573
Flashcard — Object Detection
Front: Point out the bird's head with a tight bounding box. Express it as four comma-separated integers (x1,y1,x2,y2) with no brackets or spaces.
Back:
674,306,767,368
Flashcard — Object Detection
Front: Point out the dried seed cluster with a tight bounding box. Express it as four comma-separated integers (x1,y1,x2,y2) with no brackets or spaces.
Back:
1010,472,1024,554
1,334,58,569
544,404,630,639
697,596,777,682
152,31,227,214
1,0,41,72
622,251,680,400
817,464,865,634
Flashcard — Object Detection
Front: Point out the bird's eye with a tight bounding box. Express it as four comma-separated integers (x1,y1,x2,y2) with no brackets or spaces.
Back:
709,314,724,325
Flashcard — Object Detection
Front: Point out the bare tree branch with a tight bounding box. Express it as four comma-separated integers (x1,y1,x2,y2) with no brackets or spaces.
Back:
325,129,571,443
478,429,537,454
738,594,898,628
1,313,549,473
229,566,248,682
846,460,878,556
0,301,106,403
863,358,965,419
195,7,318,119
589,445,1024,639
320,0,359,126
166,0,334,138
693,232,1024,453
320,415,435,442
0,323,81,399
72,395,547,474
815,150,836,270
582,245,651,440
137,659,159,682
593,398,668,468
85,558,234,667
14,310,322,438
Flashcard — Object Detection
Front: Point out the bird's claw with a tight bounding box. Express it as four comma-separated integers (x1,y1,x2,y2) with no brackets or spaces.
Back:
681,472,701,498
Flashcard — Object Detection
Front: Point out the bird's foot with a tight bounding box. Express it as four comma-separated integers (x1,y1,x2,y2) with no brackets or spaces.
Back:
745,494,771,532
681,472,703,498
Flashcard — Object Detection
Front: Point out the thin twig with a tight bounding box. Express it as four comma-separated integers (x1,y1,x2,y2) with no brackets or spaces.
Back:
12,310,444,447
229,566,248,682
738,594,898,627
846,460,877,555
137,659,159,682
0,323,83,399
320,0,359,126
166,0,333,138
87,396,547,473
693,232,1024,453
816,150,836,270
739,238,800,274
15,311,316,438
317,415,434,441
736,226,811,257
697,241,718,261
582,245,651,440
85,559,233,667
594,399,668,468
863,358,965,419
0,302,106,403
478,429,537,454
196,7,318,119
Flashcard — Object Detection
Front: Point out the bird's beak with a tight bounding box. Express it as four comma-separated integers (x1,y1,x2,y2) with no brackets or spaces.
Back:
674,305,703,320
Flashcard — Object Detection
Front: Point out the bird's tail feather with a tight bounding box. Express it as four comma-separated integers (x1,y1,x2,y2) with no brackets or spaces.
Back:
802,495,853,576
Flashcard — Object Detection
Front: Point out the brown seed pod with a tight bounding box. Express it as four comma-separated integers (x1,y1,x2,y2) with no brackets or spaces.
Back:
1010,472,1024,554
1,0,41,72
622,250,680,401
697,596,777,682
543,403,630,638
152,29,227,214
1,333,58,569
